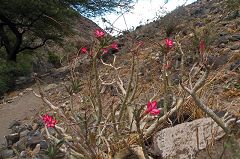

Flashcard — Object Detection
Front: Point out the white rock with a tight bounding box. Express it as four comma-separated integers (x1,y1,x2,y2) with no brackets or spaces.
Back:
25,88,33,91
153,118,225,159
44,83,58,92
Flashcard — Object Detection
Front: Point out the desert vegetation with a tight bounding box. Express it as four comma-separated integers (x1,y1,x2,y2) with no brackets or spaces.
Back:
0,0,239,159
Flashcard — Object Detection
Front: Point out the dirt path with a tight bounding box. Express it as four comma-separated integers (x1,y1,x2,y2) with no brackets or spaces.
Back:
0,90,43,145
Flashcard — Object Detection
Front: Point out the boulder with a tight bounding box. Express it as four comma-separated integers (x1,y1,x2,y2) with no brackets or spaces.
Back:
153,118,225,159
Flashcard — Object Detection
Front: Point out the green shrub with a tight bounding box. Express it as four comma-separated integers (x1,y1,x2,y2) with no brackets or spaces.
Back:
48,52,61,68
16,52,33,76
0,52,33,96
0,77,10,96
0,59,16,96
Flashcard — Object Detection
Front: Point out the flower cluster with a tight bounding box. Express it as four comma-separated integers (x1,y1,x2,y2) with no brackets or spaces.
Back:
81,47,87,54
102,42,119,54
111,42,119,51
95,29,105,38
42,114,57,128
165,38,173,48
145,101,161,115
80,29,120,56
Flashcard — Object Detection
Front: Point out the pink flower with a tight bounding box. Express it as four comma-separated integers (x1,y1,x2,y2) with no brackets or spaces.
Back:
81,47,87,54
42,114,57,128
145,101,161,115
137,41,144,47
199,40,206,54
111,42,119,50
95,29,105,38
102,48,109,54
165,38,173,48
164,61,172,70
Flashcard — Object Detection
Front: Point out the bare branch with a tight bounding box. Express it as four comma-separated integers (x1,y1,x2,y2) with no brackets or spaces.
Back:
145,98,183,137
181,84,230,133
192,65,210,92
180,65,230,134
33,91,59,110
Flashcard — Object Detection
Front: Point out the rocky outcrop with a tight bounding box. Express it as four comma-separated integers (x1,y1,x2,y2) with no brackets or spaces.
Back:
152,118,225,159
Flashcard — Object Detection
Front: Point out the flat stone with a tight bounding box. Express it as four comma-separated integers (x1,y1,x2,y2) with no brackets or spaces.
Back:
153,118,225,159
218,36,228,45
27,136,43,148
44,83,58,92
15,76,33,85
228,36,239,42
232,34,240,40
39,140,48,149
219,32,228,36
8,120,21,129
230,60,240,71
25,88,33,91
19,130,30,138
228,34,240,42
20,151,27,158
5,133,20,147
219,43,226,48
11,126,20,133
225,11,239,20
14,136,28,151
208,54,229,70
230,44,240,50
0,149,14,159
6,99,14,104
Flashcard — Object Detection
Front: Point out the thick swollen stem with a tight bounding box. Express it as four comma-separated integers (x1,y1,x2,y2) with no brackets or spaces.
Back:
118,55,135,122
163,54,169,114
92,55,103,127
136,116,150,159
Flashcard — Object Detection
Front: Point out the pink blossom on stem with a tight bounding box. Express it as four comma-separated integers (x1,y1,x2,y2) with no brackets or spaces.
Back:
164,61,172,70
42,114,57,128
137,41,144,47
81,47,87,54
102,48,109,54
111,42,119,50
95,29,105,38
145,101,161,115
199,40,206,55
165,38,173,48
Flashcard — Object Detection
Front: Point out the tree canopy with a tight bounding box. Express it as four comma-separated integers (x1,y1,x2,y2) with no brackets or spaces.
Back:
0,0,133,61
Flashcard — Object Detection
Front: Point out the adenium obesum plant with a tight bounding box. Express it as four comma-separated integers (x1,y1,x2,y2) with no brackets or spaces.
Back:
81,47,87,54
42,114,57,128
137,41,144,47
95,29,105,38
163,61,172,70
102,42,119,54
165,38,173,48
111,42,119,51
145,101,161,115
199,40,206,54
102,48,109,54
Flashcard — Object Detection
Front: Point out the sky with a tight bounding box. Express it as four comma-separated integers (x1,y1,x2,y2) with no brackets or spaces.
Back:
91,0,197,35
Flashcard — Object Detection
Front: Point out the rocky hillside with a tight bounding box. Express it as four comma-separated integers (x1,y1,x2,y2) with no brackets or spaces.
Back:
0,0,239,158
130,0,240,114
